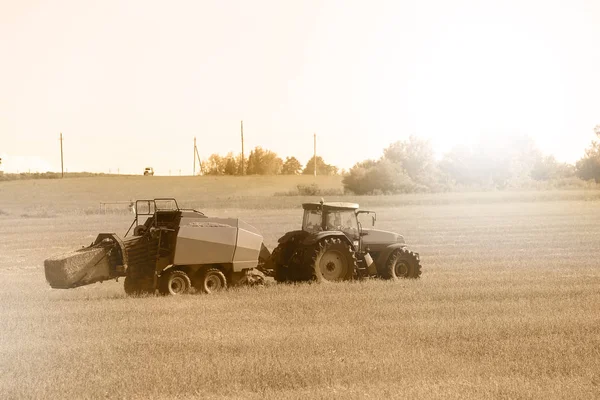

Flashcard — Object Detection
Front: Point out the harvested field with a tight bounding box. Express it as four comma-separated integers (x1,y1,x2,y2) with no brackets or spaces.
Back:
0,176,599,399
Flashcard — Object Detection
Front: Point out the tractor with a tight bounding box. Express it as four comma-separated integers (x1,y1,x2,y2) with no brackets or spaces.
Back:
267,201,421,283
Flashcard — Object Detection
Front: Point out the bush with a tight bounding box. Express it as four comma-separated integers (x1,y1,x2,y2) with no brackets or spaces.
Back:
274,184,344,197
297,183,321,196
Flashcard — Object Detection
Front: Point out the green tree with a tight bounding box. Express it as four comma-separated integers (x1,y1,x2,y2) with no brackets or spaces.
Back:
574,126,600,182
531,155,575,181
222,152,237,175
382,136,436,183
246,147,283,175
438,136,544,188
576,140,600,182
302,156,338,176
281,157,302,175
342,159,416,194
205,154,224,175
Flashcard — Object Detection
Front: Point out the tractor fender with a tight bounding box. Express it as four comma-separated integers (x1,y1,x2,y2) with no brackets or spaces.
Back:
302,231,353,247
374,243,407,268
277,230,307,244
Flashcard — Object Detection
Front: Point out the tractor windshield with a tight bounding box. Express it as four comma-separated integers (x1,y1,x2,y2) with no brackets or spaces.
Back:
302,208,359,236
325,210,359,237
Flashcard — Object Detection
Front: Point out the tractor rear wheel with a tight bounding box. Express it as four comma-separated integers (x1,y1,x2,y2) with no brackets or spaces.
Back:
196,268,227,294
158,270,192,295
269,245,289,283
308,238,356,283
381,248,421,280
123,276,154,296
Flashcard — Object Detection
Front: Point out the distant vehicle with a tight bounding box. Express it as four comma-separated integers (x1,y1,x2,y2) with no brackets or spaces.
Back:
143,167,154,176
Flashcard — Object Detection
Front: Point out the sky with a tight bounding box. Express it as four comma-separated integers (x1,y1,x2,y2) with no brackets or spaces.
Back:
1,0,599,175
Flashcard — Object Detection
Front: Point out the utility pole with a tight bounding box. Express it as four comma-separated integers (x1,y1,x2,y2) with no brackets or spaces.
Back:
313,133,317,177
195,141,202,175
192,137,202,176
60,132,64,178
241,120,245,175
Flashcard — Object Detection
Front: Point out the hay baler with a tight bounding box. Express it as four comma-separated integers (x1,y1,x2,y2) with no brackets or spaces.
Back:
44,198,270,295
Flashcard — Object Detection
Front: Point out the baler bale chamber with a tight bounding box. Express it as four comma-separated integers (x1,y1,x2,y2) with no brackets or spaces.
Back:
44,198,272,295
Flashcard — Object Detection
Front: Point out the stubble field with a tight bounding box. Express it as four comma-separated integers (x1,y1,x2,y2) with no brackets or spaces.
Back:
0,176,599,399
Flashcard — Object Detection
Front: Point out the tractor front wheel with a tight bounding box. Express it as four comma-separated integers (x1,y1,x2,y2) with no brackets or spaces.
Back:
308,238,356,283
158,270,192,295
196,268,227,294
381,248,422,280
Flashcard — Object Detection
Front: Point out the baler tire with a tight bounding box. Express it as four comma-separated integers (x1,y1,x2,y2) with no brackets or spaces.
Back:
158,270,192,295
123,276,154,296
308,238,356,283
381,248,421,280
197,268,227,294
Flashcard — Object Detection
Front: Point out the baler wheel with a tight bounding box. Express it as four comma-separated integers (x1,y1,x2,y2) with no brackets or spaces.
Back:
197,268,227,294
381,248,422,280
159,270,192,295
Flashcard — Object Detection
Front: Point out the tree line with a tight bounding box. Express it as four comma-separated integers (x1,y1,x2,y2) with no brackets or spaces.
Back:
201,147,338,176
343,128,600,194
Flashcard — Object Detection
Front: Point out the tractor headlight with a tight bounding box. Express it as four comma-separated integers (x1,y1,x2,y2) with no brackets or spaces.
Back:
353,240,359,248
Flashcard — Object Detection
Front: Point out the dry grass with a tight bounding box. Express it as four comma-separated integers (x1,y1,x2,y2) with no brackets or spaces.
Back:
0,177,599,399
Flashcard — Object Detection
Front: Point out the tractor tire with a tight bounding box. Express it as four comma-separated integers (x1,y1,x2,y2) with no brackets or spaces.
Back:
380,248,422,280
196,268,227,294
123,276,154,296
158,270,192,295
308,238,356,283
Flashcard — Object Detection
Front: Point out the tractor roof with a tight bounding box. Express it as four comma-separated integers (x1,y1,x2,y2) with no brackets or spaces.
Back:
302,202,359,211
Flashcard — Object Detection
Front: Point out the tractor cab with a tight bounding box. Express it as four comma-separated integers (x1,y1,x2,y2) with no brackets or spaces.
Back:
301,202,377,245
302,202,360,239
